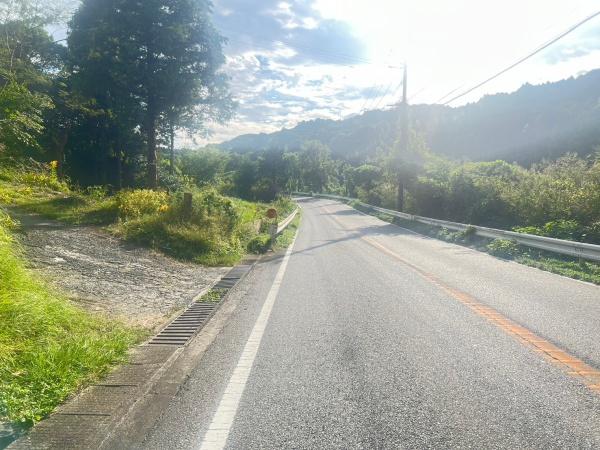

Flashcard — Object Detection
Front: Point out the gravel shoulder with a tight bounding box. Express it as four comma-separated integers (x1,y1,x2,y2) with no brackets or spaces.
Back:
9,209,229,330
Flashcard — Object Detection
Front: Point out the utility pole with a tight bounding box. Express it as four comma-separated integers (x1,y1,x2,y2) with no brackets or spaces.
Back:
396,64,408,211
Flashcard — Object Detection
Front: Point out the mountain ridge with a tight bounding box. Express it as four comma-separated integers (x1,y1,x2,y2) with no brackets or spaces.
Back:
219,69,600,164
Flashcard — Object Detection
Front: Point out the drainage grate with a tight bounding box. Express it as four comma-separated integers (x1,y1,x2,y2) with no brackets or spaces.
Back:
149,302,217,345
148,260,254,346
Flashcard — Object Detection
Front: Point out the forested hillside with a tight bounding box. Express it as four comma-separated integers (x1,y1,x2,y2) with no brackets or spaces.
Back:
221,70,600,164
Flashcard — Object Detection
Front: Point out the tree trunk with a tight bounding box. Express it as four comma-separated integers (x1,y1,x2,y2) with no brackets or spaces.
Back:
146,107,158,189
56,129,69,179
115,148,122,191
169,122,175,175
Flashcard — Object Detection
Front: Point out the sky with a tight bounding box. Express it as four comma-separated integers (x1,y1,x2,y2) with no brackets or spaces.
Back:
189,0,600,146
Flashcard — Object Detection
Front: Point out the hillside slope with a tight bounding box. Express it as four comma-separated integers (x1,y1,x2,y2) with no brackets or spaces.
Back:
221,70,600,164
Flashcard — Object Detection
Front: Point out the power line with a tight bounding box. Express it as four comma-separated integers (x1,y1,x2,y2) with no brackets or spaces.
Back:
408,84,433,103
433,84,464,104
374,79,403,110
360,82,388,113
440,9,600,106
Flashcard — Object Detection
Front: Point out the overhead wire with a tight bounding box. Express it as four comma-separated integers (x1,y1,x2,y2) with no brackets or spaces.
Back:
439,9,600,106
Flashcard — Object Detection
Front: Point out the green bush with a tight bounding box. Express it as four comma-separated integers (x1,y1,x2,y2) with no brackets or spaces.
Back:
116,189,170,219
114,188,248,266
398,153,600,243
584,222,600,243
487,239,521,259
541,220,583,240
271,197,296,218
435,227,476,244
247,234,272,253
514,220,584,241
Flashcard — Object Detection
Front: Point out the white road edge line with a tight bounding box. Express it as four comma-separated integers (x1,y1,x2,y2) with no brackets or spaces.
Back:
199,232,299,450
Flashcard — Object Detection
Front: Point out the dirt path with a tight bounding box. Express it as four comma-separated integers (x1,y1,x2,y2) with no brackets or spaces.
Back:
9,209,229,330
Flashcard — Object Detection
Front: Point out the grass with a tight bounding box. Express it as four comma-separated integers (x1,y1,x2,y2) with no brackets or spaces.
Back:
0,161,298,428
0,162,297,266
352,202,600,285
0,210,141,425
20,194,119,225
516,255,600,284
197,288,227,303
274,212,301,249
0,162,300,433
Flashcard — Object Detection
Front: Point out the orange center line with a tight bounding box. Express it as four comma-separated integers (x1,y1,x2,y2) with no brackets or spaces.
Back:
321,204,600,394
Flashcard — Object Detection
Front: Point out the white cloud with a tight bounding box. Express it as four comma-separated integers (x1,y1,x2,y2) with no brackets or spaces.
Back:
191,0,600,146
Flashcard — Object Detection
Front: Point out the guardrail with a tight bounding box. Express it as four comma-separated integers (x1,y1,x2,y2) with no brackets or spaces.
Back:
276,207,299,236
293,192,600,262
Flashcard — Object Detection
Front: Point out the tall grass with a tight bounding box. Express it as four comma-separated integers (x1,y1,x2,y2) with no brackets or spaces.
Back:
0,160,297,266
114,188,285,265
0,210,140,424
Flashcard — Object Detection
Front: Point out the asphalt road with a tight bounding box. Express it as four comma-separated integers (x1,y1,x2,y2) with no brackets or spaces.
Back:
138,197,600,449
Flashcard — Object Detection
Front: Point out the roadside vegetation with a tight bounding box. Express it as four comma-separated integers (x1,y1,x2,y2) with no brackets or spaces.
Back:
0,159,297,431
176,144,600,245
358,205,600,285
0,208,141,424
0,160,296,265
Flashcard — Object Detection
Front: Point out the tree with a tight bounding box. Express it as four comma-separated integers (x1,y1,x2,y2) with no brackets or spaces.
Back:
299,141,334,192
69,0,233,188
0,1,70,155
180,146,230,186
0,78,52,153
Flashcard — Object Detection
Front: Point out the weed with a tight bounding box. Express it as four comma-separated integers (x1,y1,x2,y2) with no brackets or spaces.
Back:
487,239,521,259
274,213,301,249
247,233,272,253
198,288,226,303
0,217,141,424
116,189,169,220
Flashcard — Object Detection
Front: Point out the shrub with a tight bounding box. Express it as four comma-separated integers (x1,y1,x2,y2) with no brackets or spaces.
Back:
541,220,583,240
514,220,584,241
271,197,296,218
247,234,272,253
512,225,543,236
114,188,247,266
116,189,169,220
84,185,109,200
487,239,521,259
583,222,600,244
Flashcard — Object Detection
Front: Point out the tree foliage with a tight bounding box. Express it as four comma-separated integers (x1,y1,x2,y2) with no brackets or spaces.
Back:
68,0,234,187
0,79,52,152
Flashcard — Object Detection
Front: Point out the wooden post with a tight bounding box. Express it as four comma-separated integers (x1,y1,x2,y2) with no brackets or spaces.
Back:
183,192,193,219
266,208,278,247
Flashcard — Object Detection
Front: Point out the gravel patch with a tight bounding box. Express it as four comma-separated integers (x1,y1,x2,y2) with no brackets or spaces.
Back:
9,210,229,330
